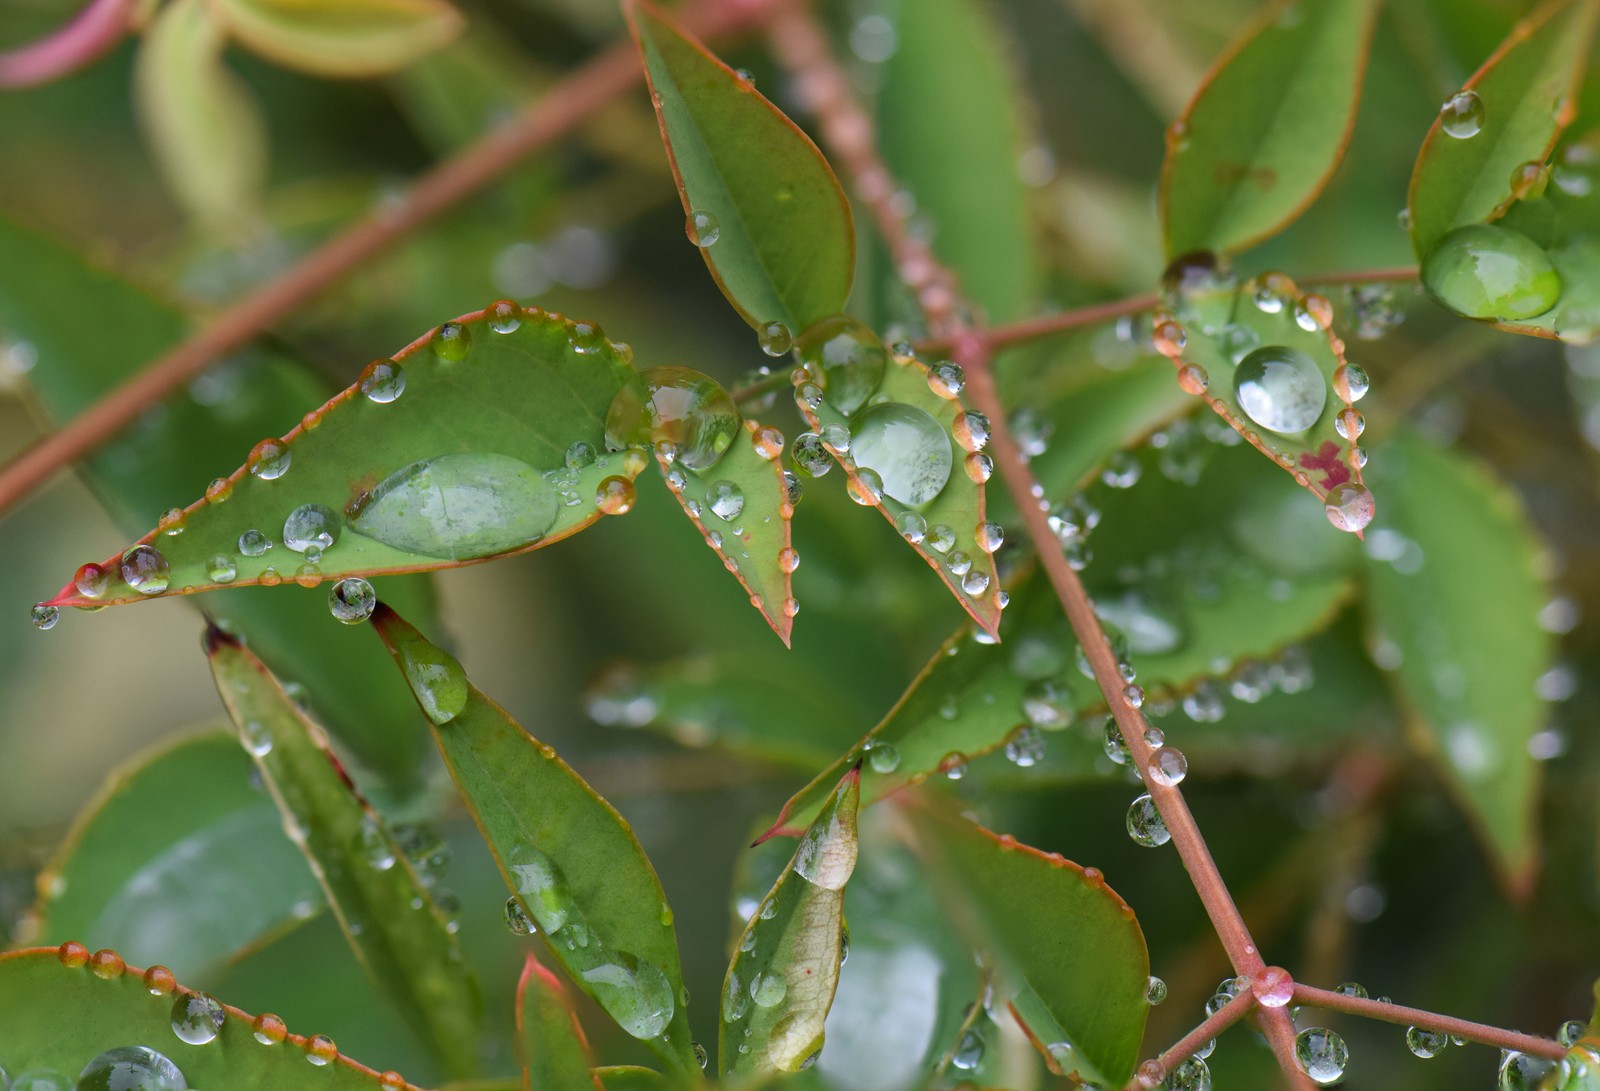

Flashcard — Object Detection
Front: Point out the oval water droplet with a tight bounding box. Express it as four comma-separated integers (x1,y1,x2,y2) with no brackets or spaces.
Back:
487,299,522,334
207,555,238,583
1406,1026,1449,1058
795,314,888,414
120,545,170,596
349,453,559,560
238,529,272,557
751,971,789,1007
582,951,677,1040
74,562,110,599
791,432,832,477
283,503,341,555
1439,89,1484,138
252,1012,288,1044
605,366,741,472
77,1046,187,1091
508,844,575,934
864,740,900,772
170,992,226,1045
758,321,793,356
1295,1028,1349,1085
360,360,406,403
392,634,470,724
707,481,745,521
1148,747,1188,786
1233,346,1327,434
687,209,720,247
1422,224,1562,320
752,425,785,460
596,475,635,515
1126,794,1170,847
432,322,472,362
848,402,953,506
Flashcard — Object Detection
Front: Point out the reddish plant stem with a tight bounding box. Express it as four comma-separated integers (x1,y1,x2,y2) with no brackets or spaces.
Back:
1124,990,1258,1090
1293,985,1565,1060
0,0,776,520
0,0,134,88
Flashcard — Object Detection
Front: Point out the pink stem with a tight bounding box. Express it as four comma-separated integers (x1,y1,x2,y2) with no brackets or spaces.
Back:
0,0,134,89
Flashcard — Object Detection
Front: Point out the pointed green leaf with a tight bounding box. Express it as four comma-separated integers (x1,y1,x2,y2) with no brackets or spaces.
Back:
134,0,266,231
517,956,604,1091
43,305,642,609
27,731,324,978
795,347,1002,637
1407,0,1599,257
657,418,796,644
0,213,437,791
370,605,699,1077
1160,0,1381,257
627,0,854,333
876,0,1037,322
721,769,859,1081
907,803,1148,1087
205,626,483,1077
0,947,426,1087
210,0,465,78
1362,431,1550,891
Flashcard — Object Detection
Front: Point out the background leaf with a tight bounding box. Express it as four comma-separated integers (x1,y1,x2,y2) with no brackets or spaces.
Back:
517,955,604,1091
209,0,465,78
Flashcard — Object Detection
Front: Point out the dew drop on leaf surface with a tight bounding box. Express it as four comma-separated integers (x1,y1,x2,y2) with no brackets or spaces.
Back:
349,452,559,560
1421,224,1562,321
847,402,953,506
1233,347,1327,434
794,314,888,415
605,366,741,471
77,1046,186,1091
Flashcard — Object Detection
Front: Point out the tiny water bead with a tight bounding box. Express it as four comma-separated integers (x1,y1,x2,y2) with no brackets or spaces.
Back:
1333,362,1369,402
778,547,800,573
488,299,522,334
1252,966,1294,1007
88,947,124,978
791,432,832,476
253,1012,289,1044
306,1034,339,1066
847,467,884,505
707,480,745,521
965,451,994,483
596,475,636,515
1422,224,1562,321
975,522,1004,553
897,510,927,542
687,209,720,247
360,359,406,403
605,366,741,472
758,321,792,356
31,604,58,630
120,545,170,596
1295,1028,1349,1085
1324,482,1376,533
1147,747,1188,786
143,965,177,995
75,562,110,598
1177,363,1210,395
864,740,901,773
1439,89,1484,138
928,360,965,398
76,1046,187,1091
1334,982,1368,999
59,940,89,966
283,503,341,554
248,438,291,480
752,425,785,460
432,321,472,361
1233,346,1327,434
158,507,186,536
1146,975,1167,1005
238,529,272,557
568,321,606,355
171,992,227,1044
820,422,851,453
848,402,953,506
953,410,991,452
328,577,376,624
1406,1026,1449,1058
794,314,888,414
1127,794,1170,847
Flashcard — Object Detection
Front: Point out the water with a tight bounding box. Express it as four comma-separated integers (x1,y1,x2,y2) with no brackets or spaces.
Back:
170,992,226,1044
283,503,341,554
605,366,741,471
582,952,676,1039
1422,224,1562,320
847,402,953,505
349,452,560,560
77,1046,187,1091
794,314,888,414
1295,1028,1349,1085
687,209,720,247
1439,89,1484,138
791,433,832,477
1126,794,1170,847
1406,1026,1449,1058
392,633,470,725
1323,482,1375,533
329,577,376,624
432,321,472,361
1234,346,1327,434
360,360,405,403
248,438,291,480
120,545,170,595
708,481,745,521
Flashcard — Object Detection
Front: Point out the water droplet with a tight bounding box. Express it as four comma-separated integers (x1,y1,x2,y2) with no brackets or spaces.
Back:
568,321,606,355
848,402,953,505
392,633,470,724
76,1046,187,1091
1295,1028,1349,1085
120,545,170,595
606,366,741,472
778,547,800,574
1004,724,1046,766
1559,1020,1587,1047
1178,363,1210,395
248,438,291,480
791,432,832,476
171,992,226,1044
707,481,745,521
687,209,720,247
964,451,994,484
1021,679,1073,730
864,741,900,772
1169,1057,1212,1091
752,425,785,460
143,965,177,995
156,507,186,537
1324,482,1375,533
1146,975,1167,1005
596,476,636,515
283,503,341,555
1127,794,1170,847
751,971,789,1007
1439,89,1484,138
58,941,89,967
1406,1026,1449,1058
583,952,677,1039
1253,966,1294,1007
953,410,991,452
1333,363,1369,402
349,453,559,560
945,550,972,577
1148,747,1188,786
1335,981,1367,999
432,321,472,361
951,1028,985,1070
504,896,536,935
693,1041,710,1070
942,752,968,779
508,844,575,933
306,1034,339,1066
1234,346,1327,434
253,1012,288,1044
974,522,1004,553
1122,683,1145,708
360,360,406,403
10,1071,71,1091
847,467,884,505
758,321,792,356
961,569,990,595
927,361,965,398
488,299,522,334
794,314,888,414
1102,450,1142,488
74,562,110,599
1500,1050,1556,1090
237,529,272,557
1422,223,1562,320
30,604,58,630
782,470,802,506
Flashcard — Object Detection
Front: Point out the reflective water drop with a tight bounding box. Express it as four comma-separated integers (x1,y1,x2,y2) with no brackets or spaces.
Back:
605,366,741,471
974,522,1003,553
848,467,884,505
1103,718,1129,764
928,360,965,398
325,577,374,625
708,481,745,521
350,453,559,560
283,503,340,554
391,634,470,725
794,812,857,891
1126,794,1170,847
487,299,522,334
758,321,792,356
1170,1057,1212,1091
1295,1028,1349,1085
143,965,177,996
1095,588,1186,655
1334,982,1367,999
432,321,472,361
596,475,635,515
568,321,606,355
31,604,58,630
1324,482,1375,533
951,1028,985,1070
171,992,226,1045
1146,975,1167,1005
206,555,237,583
896,510,927,542
953,410,990,452
1234,346,1327,434
249,438,291,480
926,523,955,552
778,547,800,573
864,741,900,773
1021,679,1073,730
565,441,597,471
306,1034,338,1066
120,545,170,595
157,507,186,537
794,314,887,414
74,562,110,598
791,432,832,476
848,402,953,505
1439,89,1484,138
253,1012,288,1044
1559,1021,1587,1047
1407,1026,1449,1058
76,1046,188,1091
752,971,789,1007
1147,747,1188,786
820,422,851,453
583,952,676,1039
1333,362,1369,402
1102,450,1142,488
1422,224,1562,320
753,425,785,460
964,451,993,483
687,209,720,247
1253,966,1294,1007
1178,363,1209,395
509,844,575,934
504,896,536,936
1004,724,1046,766
238,529,272,557
1500,1050,1556,1090
961,569,991,595
946,550,972,577
360,360,405,403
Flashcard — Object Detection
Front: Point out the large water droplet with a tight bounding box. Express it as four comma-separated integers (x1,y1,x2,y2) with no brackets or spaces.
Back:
1406,1026,1449,1058
283,504,341,555
751,971,789,1008
1234,346,1327,434
1295,1028,1349,1085
392,633,470,724
687,210,720,247
1499,1050,1556,1090
848,402,953,506
508,844,576,934
794,314,888,414
1439,89,1484,138
794,811,858,891
77,1045,188,1091
605,366,741,472
1126,794,1170,847
349,453,559,560
170,993,226,1045
582,952,676,1039
707,481,745,521
360,360,405,403
1324,482,1375,533
1422,224,1562,321
248,439,291,480
329,577,376,624
120,545,170,596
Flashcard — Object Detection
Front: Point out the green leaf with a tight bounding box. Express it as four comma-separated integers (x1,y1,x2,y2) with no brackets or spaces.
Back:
370,605,699,1077
596,1069,672,1090
721,769,859,1081
627,0,854,334
42,305,642,609
876,0,1037,322
1361,430,1551,891
1160,0,1381,258
205,626,483,1077
907,802,1149,1087
795,347,1002,637
0,946,422,1087
517,955,604,1091
657,418,796,644
0,214,439,790
209,0,465,78
1407,0,1600,257
134,0,266,232
27,731,324,978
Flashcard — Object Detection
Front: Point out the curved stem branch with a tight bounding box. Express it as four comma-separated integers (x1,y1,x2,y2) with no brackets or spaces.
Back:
1124,990,1257,1090
0,0,134,88
1292,984,1565,1060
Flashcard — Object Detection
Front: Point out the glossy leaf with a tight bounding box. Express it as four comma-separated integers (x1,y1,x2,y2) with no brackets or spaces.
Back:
27,731,323,978
205,626,483,1077
210,0,465,78
1161,0,1381,257
721,769,859,1080
876,0,1037,322
907,803,1148,1087
795,347,1002,637
627,0,854,333
1407,0,1600,257
134,0,266,230
0,946,425,1088
517,956,603,1091
1362,431,1550,891
657,418,796,644
0,214,438,790
370,605,699,1076
43,305,642,609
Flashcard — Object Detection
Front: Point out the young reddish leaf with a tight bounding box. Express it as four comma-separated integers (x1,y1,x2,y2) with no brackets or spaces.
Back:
370,605,699,1077
517,956,604,1091
626,0,854,334
1407,0,1600,258
721,768,859,1081
209,0,464,79
906,801,1148,1088
26,731,324,979
42,305,644,610
1160,0,1381,258
205,626,482,1077
656,418,796,644
794,344,1004,638
1362,432,1552,894
0,946,428,1087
